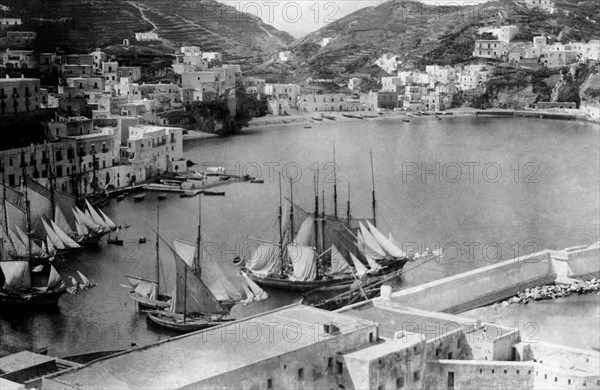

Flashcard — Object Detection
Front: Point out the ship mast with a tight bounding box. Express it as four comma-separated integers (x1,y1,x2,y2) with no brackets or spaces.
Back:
45,142,56,218
155,202,160,293
313,169,319,279
195,191,202,275
289,178,294,239
21,149,32,261
346,183,351,227
370,149,377,227
278,173,284,275
333,144,338,218
1,160,8,235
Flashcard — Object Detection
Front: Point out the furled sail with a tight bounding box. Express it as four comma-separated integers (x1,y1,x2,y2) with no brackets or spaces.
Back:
172,250,227,315
241,272,268,301
0,224,16,258
85,200,108,230
42,218,66,250
0,261,32,290
287,245,317,282
358,222,387,259
47,265,63,290
329,244,353,275
349,252,368,278
51,220,81,248
245,243,281,277
294,217,315,247
367,221,405,258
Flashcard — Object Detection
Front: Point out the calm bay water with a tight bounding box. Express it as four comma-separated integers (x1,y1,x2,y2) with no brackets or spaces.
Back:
1,116,598,357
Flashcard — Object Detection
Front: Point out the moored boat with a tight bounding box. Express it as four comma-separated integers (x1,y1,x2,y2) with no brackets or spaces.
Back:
134,194,146,202
202,191,225,196
157,194,167,200
243,151,412,292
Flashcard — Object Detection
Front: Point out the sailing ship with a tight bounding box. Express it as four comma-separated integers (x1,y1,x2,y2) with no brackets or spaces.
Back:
243,151,413,292
0,255,67,306
125,195,267,312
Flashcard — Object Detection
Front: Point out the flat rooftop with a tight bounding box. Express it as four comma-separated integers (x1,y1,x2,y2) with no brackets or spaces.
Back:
45,305,375,389
340,301,472,340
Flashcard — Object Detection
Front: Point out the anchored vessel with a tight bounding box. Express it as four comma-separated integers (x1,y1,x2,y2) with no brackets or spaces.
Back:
243,150,412,292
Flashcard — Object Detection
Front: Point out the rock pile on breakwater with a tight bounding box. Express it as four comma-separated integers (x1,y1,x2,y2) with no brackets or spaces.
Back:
494,279,600,308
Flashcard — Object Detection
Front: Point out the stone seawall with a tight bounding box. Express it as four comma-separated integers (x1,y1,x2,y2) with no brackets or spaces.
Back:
383,243,599,314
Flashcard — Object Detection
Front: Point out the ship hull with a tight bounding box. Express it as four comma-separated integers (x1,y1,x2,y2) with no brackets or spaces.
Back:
246,258,409,292
146,312,233,333
0,289,67,307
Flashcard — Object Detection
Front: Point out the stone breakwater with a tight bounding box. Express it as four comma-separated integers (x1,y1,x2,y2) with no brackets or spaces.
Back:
494,278,600,308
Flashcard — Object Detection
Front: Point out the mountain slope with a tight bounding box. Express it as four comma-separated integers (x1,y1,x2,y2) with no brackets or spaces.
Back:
0,0,295,67
288,0,600,83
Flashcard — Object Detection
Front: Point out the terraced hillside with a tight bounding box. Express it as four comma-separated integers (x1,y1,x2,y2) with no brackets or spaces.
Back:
289,0,600,83
0,0,294,65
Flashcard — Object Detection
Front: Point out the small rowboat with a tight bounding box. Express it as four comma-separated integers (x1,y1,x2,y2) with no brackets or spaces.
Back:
250,179,264,184
108,236,124,246
180,190,200,197
117,194,126,201
202,191,225,196
158,194,167,200
139,237,147,244
133,194,145,202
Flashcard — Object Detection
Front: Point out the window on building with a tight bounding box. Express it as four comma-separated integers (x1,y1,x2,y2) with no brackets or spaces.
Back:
413,371,420,381
298,368,304,380
396,376,404,388
336,361,343,375
267,379,272,389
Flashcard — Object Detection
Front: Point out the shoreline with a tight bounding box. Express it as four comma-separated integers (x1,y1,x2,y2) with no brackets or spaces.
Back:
241,108,598,129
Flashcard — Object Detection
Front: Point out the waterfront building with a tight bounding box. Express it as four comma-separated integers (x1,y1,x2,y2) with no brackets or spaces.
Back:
6,31,37,46
264,83,301,106
298,93,369,112
366,91,399,110
0,75,41,115
126,125,185,177
38,301,599,389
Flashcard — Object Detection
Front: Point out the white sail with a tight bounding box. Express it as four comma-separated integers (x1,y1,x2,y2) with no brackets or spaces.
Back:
77,270,92,288
42,218,66,250
365,254,383,273
358,222,387,259
67,276,79,294
51,220,81,248
0,224,16,258
329,244,353,275
99,209,117,230
239,275,255,305
389,233,401,250
287,244,317,282
349,252,368,278
240,271,268,301
294,217,315,247
75,207,100,232
134,280,158,300
72,209,89,237
173,239,197,269
55,206,74,235
367,221,406,258
246,243,281,277
0,261,31,290
8,228,29,258
42,239,51,257
86,200,109,230
47,265,63,290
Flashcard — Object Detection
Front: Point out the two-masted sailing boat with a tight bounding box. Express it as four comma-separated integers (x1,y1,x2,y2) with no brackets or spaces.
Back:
127,195,267,331
243,152,411,292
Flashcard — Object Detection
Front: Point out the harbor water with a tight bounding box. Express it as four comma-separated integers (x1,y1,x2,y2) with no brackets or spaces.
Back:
1,116,598,357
